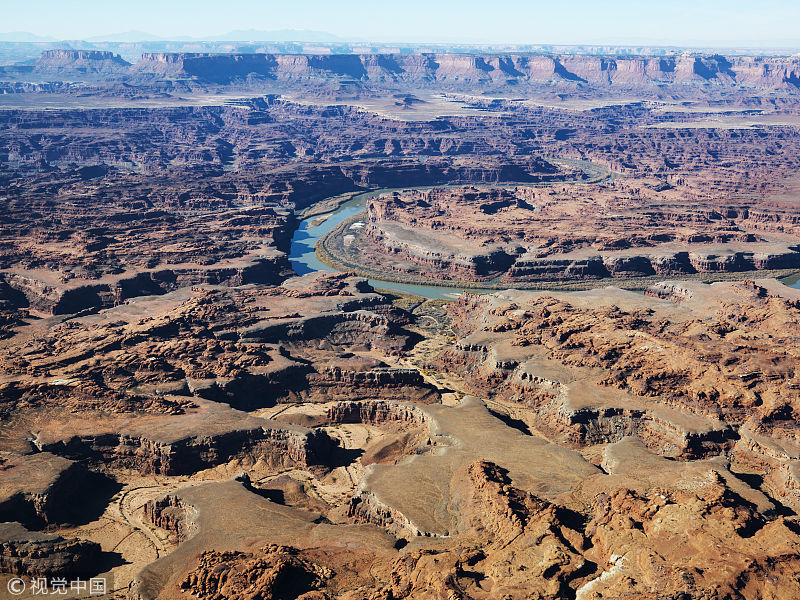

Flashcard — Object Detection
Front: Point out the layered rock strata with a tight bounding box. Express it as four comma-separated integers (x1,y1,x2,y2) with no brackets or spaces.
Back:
132,52,800,91
33,401,335,475
334,186,800,285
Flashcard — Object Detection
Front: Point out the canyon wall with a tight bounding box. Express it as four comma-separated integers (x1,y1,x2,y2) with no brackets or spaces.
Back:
132,52,800,89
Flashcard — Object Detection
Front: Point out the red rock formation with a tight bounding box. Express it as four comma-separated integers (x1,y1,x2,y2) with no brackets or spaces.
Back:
582,484,800,599
144,496,198,544
180,545,331,600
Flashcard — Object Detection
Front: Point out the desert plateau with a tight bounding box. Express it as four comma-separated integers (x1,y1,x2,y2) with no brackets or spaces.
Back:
3,5,800,599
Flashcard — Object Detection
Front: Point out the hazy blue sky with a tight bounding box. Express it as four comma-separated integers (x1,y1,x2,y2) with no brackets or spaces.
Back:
4,0,800,46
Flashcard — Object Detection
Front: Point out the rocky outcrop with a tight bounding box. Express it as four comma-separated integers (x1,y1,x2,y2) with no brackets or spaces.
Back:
582,485,800,600
442,282,800,516
0,196,296,316
314,366,423,387
355,460,591,598
559,405,737,459
730,426,800,512
180,546,331,600
347,490,425,538
143,495,198,544
0,272,418,414
129,479,341,600
644,281,695,301
325,400,431,428
361,458,800,600
135,460,800,600
0,453,90,527
0,522,102,577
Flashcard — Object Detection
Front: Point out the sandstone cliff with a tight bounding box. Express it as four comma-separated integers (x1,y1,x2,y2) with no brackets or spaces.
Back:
35,49,131,72
132,52,800,91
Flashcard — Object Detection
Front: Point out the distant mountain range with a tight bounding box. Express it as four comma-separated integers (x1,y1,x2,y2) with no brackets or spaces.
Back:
0,32,57,42
207,29,341,42
0,29,342,43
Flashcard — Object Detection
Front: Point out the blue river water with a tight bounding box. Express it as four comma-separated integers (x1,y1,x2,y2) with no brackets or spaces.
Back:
782,273,800,289
289,204,367,277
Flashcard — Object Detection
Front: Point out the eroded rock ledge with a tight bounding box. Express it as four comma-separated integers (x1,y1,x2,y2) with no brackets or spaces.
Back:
0,522,102,577
0,453,90,527
33,400,337,475
326,185,800,286
440,280,800,511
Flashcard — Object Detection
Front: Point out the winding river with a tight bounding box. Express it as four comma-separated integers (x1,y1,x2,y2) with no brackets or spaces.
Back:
289,188,492,299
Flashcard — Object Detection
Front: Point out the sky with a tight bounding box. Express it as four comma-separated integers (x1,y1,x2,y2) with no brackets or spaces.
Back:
3,0,800,47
